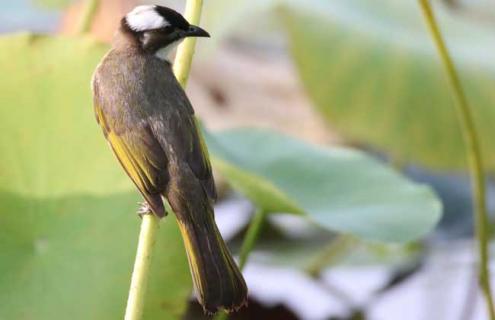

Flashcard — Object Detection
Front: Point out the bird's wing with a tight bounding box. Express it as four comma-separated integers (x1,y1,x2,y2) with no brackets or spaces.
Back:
94,101,169,216
186,115,217,201
147,102,216,203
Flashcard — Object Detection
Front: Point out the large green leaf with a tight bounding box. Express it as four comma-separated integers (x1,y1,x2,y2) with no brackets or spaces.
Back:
246,228,421,269
280,0,495,170
205,128,442,243
0,33,130,197
0,34,190,319
0,192,189,320
227,214,421,271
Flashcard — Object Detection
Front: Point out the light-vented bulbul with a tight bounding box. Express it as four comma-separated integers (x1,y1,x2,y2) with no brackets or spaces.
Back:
91,5,247,313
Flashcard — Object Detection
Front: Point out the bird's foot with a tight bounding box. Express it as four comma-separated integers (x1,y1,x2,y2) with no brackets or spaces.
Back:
137,202,152,218
136,201,168,218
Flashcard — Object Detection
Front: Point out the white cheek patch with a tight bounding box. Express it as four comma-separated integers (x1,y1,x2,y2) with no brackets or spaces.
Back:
125,5,169,32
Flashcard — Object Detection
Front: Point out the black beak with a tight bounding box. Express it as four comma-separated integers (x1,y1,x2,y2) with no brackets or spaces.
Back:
183,25,210,38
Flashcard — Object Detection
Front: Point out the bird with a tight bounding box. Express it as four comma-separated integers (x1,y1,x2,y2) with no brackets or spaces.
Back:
91,5,247,314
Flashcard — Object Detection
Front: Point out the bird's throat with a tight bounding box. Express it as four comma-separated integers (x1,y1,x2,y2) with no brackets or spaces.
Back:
155,40,181,62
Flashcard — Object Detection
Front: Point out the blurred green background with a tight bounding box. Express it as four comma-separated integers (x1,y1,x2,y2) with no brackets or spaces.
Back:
0,0,493,319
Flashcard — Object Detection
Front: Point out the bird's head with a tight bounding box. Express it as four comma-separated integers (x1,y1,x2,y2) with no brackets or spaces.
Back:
120,5,210,61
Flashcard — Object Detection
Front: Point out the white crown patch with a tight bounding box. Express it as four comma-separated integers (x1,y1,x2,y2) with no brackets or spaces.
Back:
125,5,169,32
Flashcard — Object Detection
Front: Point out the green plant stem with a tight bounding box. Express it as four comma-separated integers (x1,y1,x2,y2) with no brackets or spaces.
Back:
305,235,355,278
418,1,495,319
173,0,204,87
239,209,267,269
214,209,267,320
77,0,100,35
124,1,205,319
214,307,229,320
124,214,160,320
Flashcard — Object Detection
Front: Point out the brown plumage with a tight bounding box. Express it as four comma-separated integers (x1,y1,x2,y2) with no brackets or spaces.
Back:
91,5,247,313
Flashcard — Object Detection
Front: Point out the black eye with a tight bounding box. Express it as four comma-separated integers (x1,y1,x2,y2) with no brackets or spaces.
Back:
139,26,182,52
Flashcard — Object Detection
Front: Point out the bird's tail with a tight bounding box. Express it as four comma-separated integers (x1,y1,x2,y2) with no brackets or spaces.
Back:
167,189,248,314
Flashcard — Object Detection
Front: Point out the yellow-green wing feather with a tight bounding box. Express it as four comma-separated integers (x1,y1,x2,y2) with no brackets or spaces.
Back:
94,102,167,216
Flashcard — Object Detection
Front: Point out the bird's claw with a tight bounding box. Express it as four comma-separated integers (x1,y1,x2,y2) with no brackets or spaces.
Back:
137,202,152,218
